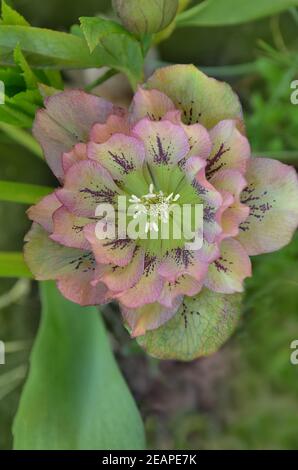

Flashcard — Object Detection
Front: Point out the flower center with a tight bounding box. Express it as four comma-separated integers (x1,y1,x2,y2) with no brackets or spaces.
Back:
129,184,180,233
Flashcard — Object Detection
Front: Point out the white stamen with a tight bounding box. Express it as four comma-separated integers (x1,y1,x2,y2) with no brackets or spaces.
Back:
131,184,180,234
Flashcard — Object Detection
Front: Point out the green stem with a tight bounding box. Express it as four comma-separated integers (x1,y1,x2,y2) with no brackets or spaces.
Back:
84,69,118,92
0,123,43,159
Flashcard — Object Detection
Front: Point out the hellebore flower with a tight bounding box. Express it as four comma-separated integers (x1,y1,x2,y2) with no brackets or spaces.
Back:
25,65,298,360
112,0,179,35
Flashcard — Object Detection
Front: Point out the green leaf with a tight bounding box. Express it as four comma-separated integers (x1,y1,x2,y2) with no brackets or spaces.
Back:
79,16,144,89
79,16,126,53
177,0,298,27
13,44,37,88
0,181,52,204
0,252,32,278
137,288,243,361
1,0,29,26
0,25,105,69
13,282,145,450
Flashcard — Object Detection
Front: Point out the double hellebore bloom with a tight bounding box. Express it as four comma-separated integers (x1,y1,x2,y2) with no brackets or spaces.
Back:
25,65,298,360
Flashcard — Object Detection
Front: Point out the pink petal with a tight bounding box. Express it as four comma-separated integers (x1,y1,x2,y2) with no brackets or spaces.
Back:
158,247,210,283
116,255,163,308
94,247,144,292
206,120,250,179
90,113,130,143
121,298,181,337
205,238,252,294
237,158,298,255
164,111,212,160
56,160,122,217
57,272,111,307
33,90,118,180
84,223,136,267
27,193,61,233
88,134,145,185
185,157,223,243
50,206,91,250
132,118,189,166
62,143,87,173
211,169,250,240
130,88,176,125
159,275,203,308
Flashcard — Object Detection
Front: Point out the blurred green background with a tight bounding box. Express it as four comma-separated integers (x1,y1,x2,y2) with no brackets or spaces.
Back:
0,0,298,450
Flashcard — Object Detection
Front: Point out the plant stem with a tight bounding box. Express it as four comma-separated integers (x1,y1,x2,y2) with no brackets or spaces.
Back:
84,69,118,92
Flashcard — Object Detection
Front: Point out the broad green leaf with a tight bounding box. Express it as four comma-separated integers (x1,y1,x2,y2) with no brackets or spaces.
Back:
137,288,243,361
177,0,298,27
0,181,52,204
0,252,32,278
80,16,144,89
0,25,104,69
13,282,145,450
1,0,29,26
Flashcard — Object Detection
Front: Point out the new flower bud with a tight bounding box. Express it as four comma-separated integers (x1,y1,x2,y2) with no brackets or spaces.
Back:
112,0,179,35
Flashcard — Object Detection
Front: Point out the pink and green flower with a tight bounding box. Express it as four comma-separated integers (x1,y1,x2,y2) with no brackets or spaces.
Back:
25,65,298,360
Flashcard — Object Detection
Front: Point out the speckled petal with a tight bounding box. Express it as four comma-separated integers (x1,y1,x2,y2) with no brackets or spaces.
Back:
24,223,110,306
237,158,298,255
146,65,243,129
88,134,145,186
205,238,252,294
116,255,163,308
205,120,250,179
84,223,136,267
137,288,243,360
56,160,122,217
94,247,145,292
50,206,92,250
130,88,176,124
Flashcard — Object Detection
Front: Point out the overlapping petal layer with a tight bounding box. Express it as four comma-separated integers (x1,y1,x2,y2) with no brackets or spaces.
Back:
25,66,298,360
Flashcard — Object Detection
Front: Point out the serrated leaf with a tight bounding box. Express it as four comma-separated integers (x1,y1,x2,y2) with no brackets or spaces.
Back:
1,0,29,26
79,16,144,89
177,0,298,27
13,282,145,450
0,181,52,204
79,16,126,53
13,44,37,88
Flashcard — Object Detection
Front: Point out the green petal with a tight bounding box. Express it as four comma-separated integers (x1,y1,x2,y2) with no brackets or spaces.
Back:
146,64,243,129
137,288,242,361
